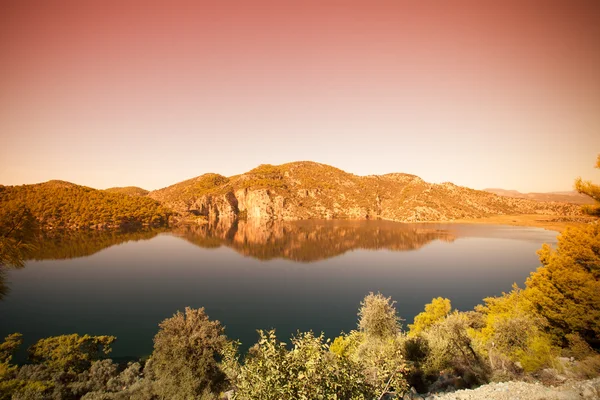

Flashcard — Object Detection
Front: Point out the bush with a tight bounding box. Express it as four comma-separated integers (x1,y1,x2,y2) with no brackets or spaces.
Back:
233,330,375,400
146,307,229,400
424,312,489,386
358,292,402,339
28,334,116,374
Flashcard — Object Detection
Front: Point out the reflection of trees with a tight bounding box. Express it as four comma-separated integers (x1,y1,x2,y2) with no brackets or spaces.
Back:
0,268,9,301
173,220,455,262
27,229,164,261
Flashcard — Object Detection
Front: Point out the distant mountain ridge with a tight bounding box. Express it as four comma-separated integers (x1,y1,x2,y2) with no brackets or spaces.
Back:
1,162,587,230
148,161,583,223
484,188,593,205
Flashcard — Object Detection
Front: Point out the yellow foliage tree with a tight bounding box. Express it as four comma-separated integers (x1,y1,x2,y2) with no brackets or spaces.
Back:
408,297,452,336
574,154,600,216
524,224,600,346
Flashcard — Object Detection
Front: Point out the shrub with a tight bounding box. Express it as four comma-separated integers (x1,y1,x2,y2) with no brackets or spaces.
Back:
424,312,489,386
233,330,375,400
28,334,115,374
358,292,402,340
146,307,229,400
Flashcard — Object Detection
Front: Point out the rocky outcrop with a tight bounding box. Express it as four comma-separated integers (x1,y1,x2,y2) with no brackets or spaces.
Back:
148,162,584,223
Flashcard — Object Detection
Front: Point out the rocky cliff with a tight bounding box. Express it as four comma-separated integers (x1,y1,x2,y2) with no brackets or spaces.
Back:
148,161,583,223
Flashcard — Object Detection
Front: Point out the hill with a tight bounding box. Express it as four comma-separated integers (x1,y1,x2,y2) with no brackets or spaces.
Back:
104,186,149,197
485,188,594,205
0,181,172,230
149,161,583,223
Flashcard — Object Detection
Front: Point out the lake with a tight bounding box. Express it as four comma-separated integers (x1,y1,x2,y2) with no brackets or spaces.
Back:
0,220,558,362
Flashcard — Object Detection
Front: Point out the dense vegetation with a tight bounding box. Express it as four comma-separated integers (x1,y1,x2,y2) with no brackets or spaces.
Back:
0,181,172,230
104,187,149,197
0,223,599,399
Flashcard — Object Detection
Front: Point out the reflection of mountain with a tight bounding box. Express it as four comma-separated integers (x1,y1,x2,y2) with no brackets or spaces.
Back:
27,229,163,260
172,220,455,262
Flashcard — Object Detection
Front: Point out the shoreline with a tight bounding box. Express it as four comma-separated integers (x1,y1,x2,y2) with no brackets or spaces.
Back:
427,214,594,232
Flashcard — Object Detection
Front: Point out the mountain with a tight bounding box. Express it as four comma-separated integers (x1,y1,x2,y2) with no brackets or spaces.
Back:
0,181,172,230
104,186,149,197
149,161,583,223
484,188,594,205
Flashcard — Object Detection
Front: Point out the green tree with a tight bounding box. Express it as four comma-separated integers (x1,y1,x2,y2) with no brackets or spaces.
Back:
146,307,229,400
575,154,600,216
408,297,452,336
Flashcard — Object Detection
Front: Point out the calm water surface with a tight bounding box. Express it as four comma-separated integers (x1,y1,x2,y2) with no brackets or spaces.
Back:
0,220,558,362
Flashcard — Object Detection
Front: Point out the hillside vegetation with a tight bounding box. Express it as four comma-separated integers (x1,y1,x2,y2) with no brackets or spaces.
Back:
149,161,583,223
104,186,149,197
0,181,172,230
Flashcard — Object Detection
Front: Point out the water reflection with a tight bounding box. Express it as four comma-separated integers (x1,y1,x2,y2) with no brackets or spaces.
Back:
23,220,455,263
26,229,164,261
0,268,8,301
172,219,456,262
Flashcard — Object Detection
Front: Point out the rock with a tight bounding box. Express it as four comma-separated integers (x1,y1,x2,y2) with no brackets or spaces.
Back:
580,384,598,399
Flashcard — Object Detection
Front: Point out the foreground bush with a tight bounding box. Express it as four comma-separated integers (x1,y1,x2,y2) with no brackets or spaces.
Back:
232,330,375,400
146,307,229,400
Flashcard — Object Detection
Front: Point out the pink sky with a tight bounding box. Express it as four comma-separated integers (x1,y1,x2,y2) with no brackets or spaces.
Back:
1,1,599,192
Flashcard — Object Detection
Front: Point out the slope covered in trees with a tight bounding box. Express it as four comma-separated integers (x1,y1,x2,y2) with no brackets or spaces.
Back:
0,181,172,230
104,187,149,197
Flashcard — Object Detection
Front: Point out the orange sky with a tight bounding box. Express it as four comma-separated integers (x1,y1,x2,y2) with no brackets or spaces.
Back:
1,1,599,192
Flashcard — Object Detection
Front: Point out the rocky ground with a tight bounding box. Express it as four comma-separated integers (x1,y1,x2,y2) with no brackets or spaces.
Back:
401,378,600,400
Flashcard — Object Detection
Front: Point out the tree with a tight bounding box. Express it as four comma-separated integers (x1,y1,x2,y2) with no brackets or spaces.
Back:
357,292,402,340
575,154,600,216
0,203,37,268
524,224,600,346
146,307,229,400
408,297,452,336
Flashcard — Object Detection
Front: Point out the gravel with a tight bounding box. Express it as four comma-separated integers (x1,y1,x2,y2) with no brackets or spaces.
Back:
403,378,600,400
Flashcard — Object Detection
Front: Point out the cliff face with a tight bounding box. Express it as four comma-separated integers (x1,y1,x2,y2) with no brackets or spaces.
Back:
148,161,583,223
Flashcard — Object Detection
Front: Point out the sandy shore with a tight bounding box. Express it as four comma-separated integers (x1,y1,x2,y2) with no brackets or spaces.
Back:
426,214,594,232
